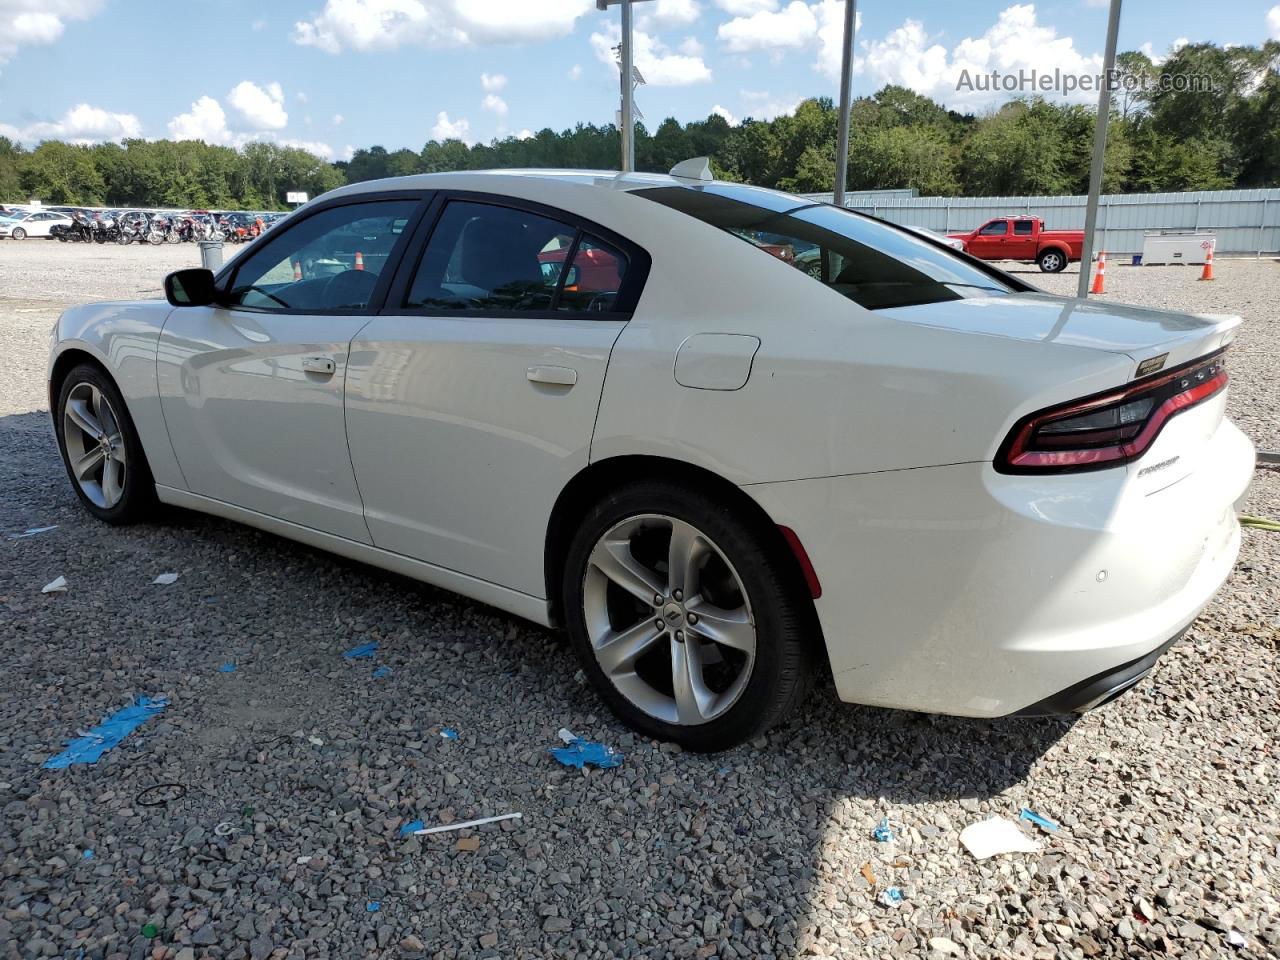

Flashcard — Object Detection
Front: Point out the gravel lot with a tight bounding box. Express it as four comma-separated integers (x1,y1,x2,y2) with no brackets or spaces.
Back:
1,241,1277,960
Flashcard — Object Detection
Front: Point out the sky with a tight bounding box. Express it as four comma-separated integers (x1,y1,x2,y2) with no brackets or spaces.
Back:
1,0,1278,161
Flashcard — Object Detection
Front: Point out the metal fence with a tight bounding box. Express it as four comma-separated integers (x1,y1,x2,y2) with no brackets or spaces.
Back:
801,188,1280,257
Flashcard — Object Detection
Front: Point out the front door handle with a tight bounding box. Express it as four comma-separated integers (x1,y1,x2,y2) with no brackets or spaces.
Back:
527,365,577,387
302,356,336,375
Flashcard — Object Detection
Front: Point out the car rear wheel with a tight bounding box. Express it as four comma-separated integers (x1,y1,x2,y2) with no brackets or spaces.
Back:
1038,249,1065,273
11,227,25,240
562,481,816,751
54,364,157,525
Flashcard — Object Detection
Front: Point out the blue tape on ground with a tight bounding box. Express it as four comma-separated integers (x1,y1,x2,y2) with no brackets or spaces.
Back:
343,642,379,659
372,666,392,678
399,819,424,836
43,696,169,769
549,738,624,769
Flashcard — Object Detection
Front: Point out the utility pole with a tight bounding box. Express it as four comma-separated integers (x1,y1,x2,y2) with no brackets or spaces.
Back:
832,0,858,207
1077,0,1123,298
597,0,654,172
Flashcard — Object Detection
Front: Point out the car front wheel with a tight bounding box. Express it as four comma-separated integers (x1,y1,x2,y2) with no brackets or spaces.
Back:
11,227,25,240
562,481,816,751
54,364,157,524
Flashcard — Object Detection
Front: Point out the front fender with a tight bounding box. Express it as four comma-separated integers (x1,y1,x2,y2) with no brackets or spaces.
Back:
50,301,185,489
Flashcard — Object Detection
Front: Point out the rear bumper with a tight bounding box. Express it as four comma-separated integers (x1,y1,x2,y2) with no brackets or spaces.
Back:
745,417,1254,718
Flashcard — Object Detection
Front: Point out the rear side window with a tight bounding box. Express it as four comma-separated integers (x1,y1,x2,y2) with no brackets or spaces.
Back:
404,200,632,314
1013,220,1034,235
637,186,1016,311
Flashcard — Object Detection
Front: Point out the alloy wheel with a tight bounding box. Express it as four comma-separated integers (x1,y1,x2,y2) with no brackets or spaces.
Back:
582,514,757,725
62,382,127,509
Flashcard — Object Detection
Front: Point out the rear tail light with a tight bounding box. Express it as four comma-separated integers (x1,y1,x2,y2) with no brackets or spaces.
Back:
996,350,1228,473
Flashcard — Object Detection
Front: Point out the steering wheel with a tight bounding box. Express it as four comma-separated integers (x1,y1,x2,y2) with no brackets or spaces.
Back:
321,269,379,308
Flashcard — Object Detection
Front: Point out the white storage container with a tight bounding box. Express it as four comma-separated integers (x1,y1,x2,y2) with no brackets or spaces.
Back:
1140,231,1215,265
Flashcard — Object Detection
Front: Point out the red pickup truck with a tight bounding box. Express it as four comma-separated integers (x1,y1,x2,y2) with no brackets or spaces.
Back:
948,217,1084,273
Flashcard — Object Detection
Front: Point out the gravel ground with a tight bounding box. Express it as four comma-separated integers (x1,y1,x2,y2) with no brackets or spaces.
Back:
0,241,1276,960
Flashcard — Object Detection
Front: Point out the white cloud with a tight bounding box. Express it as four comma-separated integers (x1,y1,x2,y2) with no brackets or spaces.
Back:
294,0,594,53
227,81,288,131
252,18,267,31
740,89,802,119
431,110,472,144
711,103,739,125
1172,36,1189,52
1269,6,1280,41
480,71,507,92
590,24,712,85
516,128,535,140
715,0,778,13
332,113,345,125
679,35,704,57
719,1,817,53
482,93,508,115
1,102,141,144
168,96,234,143
638,0,700,30
568,63,583,80
277,137,338,159
855,5,1104,108
0,0,102,66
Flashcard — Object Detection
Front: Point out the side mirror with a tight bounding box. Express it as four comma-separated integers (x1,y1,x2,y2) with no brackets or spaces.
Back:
164,268,218,307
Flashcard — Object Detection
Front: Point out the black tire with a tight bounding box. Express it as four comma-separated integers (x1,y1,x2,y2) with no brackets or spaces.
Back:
561,480,817,752
53,363,158,525
1037,249,1066,273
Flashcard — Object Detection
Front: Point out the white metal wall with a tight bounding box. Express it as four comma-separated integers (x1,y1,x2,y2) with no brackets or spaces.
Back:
828,188,1280,256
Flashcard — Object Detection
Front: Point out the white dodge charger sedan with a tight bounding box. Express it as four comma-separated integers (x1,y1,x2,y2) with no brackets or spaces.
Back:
48,166,1254,750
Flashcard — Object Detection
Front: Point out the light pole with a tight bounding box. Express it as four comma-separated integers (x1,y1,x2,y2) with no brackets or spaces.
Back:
1077,0,1123,298
832,0,858,207
597,0,654,171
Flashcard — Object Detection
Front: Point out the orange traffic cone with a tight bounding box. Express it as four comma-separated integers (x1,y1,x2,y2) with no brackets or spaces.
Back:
354,251,364,271
292,260,302,281
1198,242,1214,281
1090,250,1106,294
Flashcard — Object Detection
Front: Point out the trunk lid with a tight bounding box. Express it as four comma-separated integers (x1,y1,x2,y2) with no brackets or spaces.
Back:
878,292,1240,373
879,293,1242,490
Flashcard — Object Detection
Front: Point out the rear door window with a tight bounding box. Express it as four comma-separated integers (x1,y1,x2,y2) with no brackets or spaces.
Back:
1013,220,1034,235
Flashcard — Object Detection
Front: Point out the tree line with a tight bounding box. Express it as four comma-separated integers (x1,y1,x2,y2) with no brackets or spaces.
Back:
2,40,1275,210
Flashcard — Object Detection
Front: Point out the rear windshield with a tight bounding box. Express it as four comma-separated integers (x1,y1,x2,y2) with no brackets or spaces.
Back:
637,185,1017,310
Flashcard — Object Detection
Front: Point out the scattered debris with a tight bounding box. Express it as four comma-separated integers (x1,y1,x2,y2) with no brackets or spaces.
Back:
9,524,57,539
365,901,380,913
41,576,68,594
217,663,237,673
872,817,896,842
1227,929,1248,949
141,923,159,939
241,804,256,818
877,887,905,908
43,696,168,768
455,836,481,851
1019,807,1059,832
959,817,1042,860
891,856,914,869
307,735,324,746
81,849,93,860
860,862,877,887
152,573,179,585
414,813,523,836
371,666,392,678
399,819,425,837
342,641,379,659
440,727,459,739
296,856,312,865
213,822,236,837
550,731,623,769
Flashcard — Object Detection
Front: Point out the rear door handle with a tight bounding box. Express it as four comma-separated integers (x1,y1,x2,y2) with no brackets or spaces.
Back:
527,365,577,387
302,356,336,375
